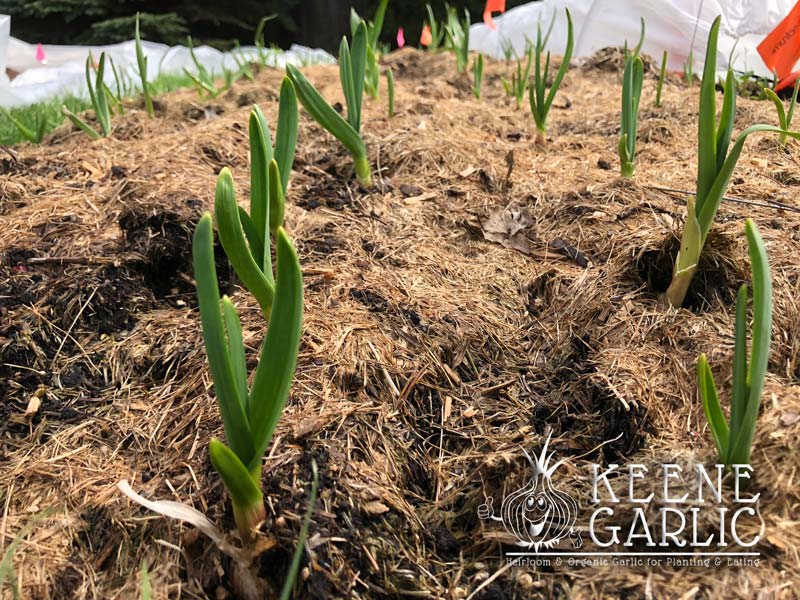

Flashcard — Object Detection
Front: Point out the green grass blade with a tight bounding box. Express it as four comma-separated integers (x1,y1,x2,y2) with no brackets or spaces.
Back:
35,114,47,143
696,16,721,212
697,354,729,460
268,159,285,234
728,284,749,450
275,77,298,194
0,106,39,143
542,8,574,115
139,560,152,600
193,214,254,464
279,459,319,600
729,220,772,464
249,106,271,254
247,228,304,471
221,296,249,411
214,168,275,316
0,515,46,600
61,105,100,140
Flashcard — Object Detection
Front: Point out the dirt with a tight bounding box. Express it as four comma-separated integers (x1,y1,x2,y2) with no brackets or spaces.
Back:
1,47,799,599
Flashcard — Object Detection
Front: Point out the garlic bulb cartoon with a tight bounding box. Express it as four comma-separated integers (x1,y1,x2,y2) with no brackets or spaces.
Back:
478,434,582,551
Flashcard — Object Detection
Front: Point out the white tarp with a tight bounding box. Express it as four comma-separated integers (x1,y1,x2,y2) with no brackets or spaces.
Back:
0,16,9,87
470,0,795,78
0,18,335,108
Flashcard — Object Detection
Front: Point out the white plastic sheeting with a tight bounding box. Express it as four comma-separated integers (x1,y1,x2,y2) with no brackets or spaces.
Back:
0,16,9,87
470,0,794,78
0,22,335,108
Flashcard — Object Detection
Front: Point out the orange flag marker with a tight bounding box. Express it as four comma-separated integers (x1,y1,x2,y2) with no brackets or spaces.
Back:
483,0,506,31
758,2,800,91
420,24,433,47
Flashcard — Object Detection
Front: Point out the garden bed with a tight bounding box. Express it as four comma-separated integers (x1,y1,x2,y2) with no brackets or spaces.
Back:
1,48,799,598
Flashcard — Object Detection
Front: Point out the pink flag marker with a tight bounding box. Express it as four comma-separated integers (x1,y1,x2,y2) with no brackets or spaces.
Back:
35,43,47,64
397,27,405,48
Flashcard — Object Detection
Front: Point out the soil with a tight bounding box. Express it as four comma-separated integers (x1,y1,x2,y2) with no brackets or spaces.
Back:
1,48,799,599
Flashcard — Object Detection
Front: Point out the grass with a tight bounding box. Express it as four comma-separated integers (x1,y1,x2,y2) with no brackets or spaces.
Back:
0,71,198,146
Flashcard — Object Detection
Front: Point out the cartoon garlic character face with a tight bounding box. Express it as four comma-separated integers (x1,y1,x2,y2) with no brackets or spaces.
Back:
478,434,582,551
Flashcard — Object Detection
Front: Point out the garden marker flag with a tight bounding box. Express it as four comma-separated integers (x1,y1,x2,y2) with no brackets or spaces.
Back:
757,1,800,91
420,24,432,47
35,43,47,64
483,0,506,30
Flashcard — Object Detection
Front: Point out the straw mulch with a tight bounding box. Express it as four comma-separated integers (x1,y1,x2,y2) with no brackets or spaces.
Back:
1,47,799,599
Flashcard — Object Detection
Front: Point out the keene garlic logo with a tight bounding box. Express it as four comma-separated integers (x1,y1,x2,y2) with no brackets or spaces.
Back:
479,437,763,559
478,435,583,551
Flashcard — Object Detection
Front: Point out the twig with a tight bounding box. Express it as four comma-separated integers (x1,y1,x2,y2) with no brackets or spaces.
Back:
27,256,116,265
645,184,800,215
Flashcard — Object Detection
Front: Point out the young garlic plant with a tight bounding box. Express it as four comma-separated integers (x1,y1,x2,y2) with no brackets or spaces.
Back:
386,68,395,117
184,36,247,98
472,54,484,99
217,84,298,319
424,3,446,50
655,50,667,107
665,16,800,307
698,220,771,468
183,36,219,97
528,8,574,145
62,53,112,139
135,13,155,118
502,45,533,109
194,85,301,540
106,56,128,115
287,21,372,186
193,203,303,541
254,14,278,66
618,54,643,178
350,0,388,99
445,7,470,73
764,78,800,147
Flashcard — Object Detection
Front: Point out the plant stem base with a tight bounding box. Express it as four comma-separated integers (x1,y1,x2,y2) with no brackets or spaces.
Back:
354,156,372,187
